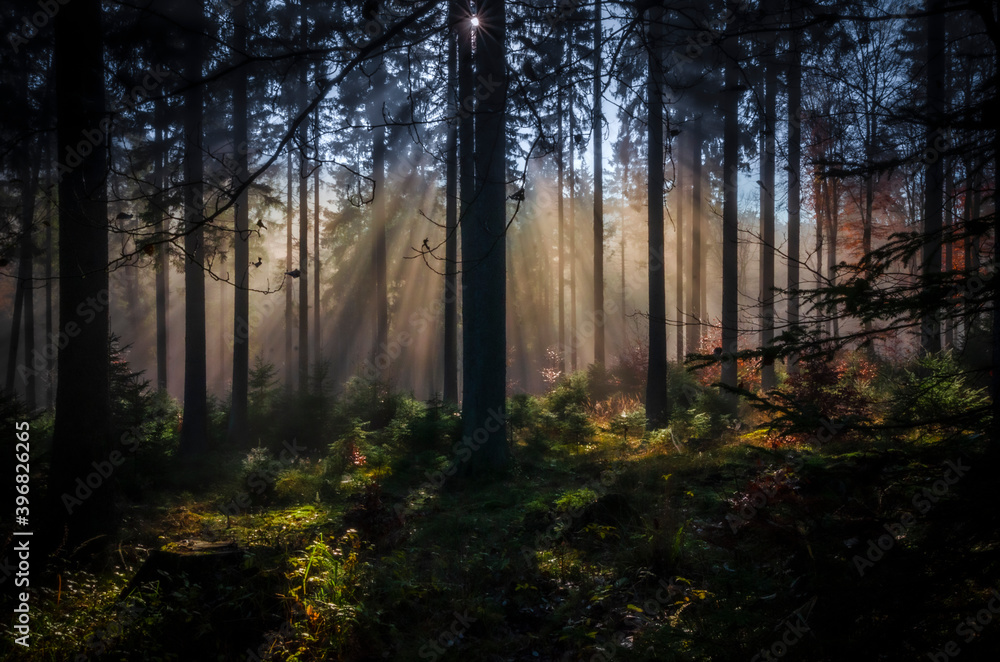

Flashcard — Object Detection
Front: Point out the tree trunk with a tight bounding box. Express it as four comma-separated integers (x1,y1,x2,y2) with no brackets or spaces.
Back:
593,0,605,367
760,8,777,391
47,0,113,547
645,3,669,428
285,149,293,392
298,9,310,393
687,114,703,354
721,0,741,408
921,0,944,355
444,0,460,404
228,0,250,445
154,101,169,393
371,64,389,364
786,10,801,373
557,77,566,375
6,147,39,408
569,94,578,372
314,111,321,361
460,0,509,475
179,0,208,456
44,139,54,408
675,129,684,363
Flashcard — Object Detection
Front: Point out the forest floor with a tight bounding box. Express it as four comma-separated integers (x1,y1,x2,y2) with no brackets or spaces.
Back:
6,408,999,662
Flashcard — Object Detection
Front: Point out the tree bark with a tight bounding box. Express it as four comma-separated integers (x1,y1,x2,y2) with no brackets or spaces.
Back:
645,3,669,428
47,0,113,546
460,0,509,475
285,148,293,392
721,0,741,408
444,0,461,404
760,3,777,391
687,114,704,354
786,6,801,373
921,0,945,355
179,0,208,455
593,0,605,367
228,0,250,444
298,9,310,393
154,101,169,393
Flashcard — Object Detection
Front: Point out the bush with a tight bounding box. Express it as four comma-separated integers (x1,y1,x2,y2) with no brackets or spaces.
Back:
887,351,989,434
544,373,595,442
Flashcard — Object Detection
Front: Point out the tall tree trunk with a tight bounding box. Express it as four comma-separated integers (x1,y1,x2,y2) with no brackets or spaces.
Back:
921,0,945,355
688,114,704,354
371,65,389,363
760,8,777,391
457,0,474,402
827,177,839,338
592,0,605,367
44,140,54,408
298,10,310,393
47,0,113,546
228,0,250,444
154,101,169,392
314,112,321,363
786,8,801,373
444,0,460,404
6,147,39,408
460,0,509,475
645,3,669,428
285,149,293,392
569,95,578,372
557,75,566,374
675,130,684,363
721,0,741,408
179,0,208,455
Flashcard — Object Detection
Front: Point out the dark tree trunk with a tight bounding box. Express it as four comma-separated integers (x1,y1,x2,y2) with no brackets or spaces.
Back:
569,94,578,372
593,0,605,367
314,111,321,363
179,0,208,455
457,0,474,398
371,65,389,363
47,0,113,547
760,4,777,391
154,101,169,393
687,114,703,354
786,9,801,372
298,9,310,393
6,146,39,409
675,129,684,363
460,0,509,475
228,0,250,444
44,140,54,408
645,3,669,428
921,0,945,355
721,0,741,408
443,0,461,404
285,149,293,392
557,77,566,374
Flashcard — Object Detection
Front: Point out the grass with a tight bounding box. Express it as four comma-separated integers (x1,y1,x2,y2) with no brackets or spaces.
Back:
3,367,998,661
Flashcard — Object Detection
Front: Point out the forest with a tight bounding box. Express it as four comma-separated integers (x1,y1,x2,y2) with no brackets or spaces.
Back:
0,0,997,659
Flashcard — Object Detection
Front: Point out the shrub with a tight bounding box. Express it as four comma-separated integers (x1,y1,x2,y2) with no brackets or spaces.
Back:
888,351,989,434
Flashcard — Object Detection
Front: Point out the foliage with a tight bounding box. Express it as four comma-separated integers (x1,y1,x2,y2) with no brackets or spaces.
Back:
887,351,990,434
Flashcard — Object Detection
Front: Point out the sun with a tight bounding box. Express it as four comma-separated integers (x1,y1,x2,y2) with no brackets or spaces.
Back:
470,16,479,27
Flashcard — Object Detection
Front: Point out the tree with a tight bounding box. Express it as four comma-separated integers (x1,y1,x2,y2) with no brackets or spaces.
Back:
46,0,113,546
645,1,669,428
228,0,251,444
759,0,778,391
298,5,310,393
460,0,509,475
720,0,741,408
785,0,801,374
443,0,461,404
593,0,605,367
179,0,209,456
921,0,945,355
